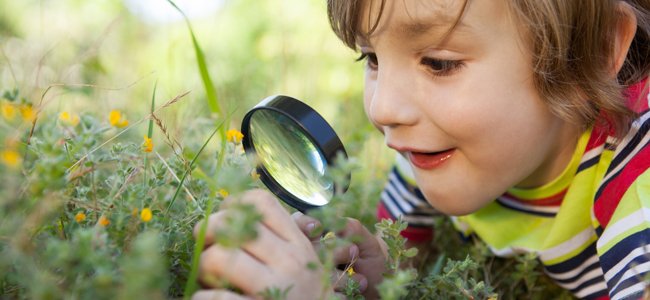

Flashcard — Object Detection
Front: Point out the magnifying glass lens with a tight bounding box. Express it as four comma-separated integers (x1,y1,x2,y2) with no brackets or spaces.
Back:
249,109,333,206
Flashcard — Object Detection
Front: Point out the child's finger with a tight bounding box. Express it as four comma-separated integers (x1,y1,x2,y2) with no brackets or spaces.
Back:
333,243,359,266
192,289,252,300
291,211,323,240
240,223,296,266
199,244,273,294
223,189,304,242
193,211,227,249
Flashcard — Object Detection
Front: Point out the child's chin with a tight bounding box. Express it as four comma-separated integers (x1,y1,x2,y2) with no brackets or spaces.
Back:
426,196,491,216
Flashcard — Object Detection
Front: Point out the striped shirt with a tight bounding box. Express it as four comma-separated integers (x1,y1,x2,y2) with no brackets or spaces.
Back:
377,79,650,300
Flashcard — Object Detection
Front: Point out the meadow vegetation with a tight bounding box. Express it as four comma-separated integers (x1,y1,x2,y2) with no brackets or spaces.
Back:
0,1,571,299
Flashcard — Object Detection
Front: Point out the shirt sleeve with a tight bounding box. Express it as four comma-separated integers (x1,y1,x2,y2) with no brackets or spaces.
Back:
377,154,440,242
594,109,650,300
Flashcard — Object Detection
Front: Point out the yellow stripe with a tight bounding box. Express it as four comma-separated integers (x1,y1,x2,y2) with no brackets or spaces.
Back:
508,129,591,200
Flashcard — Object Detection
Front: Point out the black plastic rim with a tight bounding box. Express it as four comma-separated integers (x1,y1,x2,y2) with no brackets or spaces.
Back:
241,95,349,212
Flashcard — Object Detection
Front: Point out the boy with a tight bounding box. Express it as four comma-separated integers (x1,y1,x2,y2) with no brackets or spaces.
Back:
194,0,650,299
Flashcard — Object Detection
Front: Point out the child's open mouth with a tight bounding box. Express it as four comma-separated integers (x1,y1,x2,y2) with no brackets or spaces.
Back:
408,149,455,170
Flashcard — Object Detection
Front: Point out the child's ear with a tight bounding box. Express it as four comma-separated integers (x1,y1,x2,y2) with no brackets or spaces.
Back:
611,1,638,77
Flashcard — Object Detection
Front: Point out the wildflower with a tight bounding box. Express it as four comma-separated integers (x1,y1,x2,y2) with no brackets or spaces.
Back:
140,208,152,222
1,102,16,121
1,149,21,168
218,189,229,198
59,111,80,126
251,169,260,180
108,110,129,128
20,104,36,122
142,135,153,152
322,231,336,241
75,212,86,223
226,129,244,143
98,215,110,227
346,266,356,276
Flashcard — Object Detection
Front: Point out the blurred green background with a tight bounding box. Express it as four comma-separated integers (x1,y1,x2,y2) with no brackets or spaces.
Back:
0,0,394,196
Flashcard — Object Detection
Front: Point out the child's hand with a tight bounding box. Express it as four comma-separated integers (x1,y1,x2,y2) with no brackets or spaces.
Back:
192,189,334,299
292,212,388,300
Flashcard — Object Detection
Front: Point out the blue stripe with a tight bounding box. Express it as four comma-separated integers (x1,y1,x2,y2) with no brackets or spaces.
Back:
599,228,650,271
609,270,648,299
594,115,650,200
577,155,600,173
382,186,411,215
552,261,601,285
608,255,650,292
607,113,650,172
545,241,598,274
570,275,608,297
391,167,427,203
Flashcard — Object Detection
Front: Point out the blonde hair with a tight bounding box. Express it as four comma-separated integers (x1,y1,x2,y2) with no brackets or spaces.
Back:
327,0,650,137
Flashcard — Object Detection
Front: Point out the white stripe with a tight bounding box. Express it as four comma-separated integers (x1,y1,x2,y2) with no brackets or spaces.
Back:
381,190,402,217
497,195,560,214
554,267,604,290
385,183,413,213
612,281,647,300
402,215,435,226
540,228,595,261
395,154,416,180
489,245,534,257
604,245,650,281
574,281,608,299
546,255,599,280
600,112,650,184
388,172,430,208
597,208,650,248
610,261,650,295
580,145,604,164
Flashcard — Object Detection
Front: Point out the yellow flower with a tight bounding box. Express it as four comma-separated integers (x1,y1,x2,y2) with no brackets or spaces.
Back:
346,266,356,276
109,110,129,128
218,189,229,198
1,102,16,121
59,111,80,126
142,135,153,152
140,208,152,222
1,149,21,168
20,105,36,122
75,212,86,223
226,129,244,143
322,231,336,241
98,215,110,227
250,169,260,180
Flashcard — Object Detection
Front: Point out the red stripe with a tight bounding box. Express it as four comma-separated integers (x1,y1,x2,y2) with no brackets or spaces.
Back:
503,189,566,207
594,144,650,227
377,202,433,242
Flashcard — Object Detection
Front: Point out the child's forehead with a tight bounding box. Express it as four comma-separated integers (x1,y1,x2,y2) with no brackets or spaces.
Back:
356,0,470,45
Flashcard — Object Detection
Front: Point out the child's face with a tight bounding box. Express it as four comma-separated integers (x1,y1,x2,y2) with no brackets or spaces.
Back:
359,0,581,215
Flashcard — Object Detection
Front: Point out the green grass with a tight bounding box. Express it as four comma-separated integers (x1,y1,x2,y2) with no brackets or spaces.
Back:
0,1,575,299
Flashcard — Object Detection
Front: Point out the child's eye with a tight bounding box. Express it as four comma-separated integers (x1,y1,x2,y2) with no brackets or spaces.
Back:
420,57,464,77
356,52,378,70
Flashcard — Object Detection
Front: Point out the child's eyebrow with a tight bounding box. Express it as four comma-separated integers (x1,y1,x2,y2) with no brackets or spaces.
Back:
398,19,471,39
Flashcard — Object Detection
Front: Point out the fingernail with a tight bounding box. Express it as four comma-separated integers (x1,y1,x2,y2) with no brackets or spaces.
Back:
349,244,359,259
306,222,316,232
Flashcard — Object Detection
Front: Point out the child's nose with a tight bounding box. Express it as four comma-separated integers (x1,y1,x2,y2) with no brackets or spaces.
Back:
368,72,418,128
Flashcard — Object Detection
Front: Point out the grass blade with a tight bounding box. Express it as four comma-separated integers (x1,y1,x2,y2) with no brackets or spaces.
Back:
164,119,224,213
143,81,157,201
166,0,221,115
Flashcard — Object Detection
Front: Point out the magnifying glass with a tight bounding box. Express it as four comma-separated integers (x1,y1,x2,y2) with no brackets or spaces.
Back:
241,95,350,212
